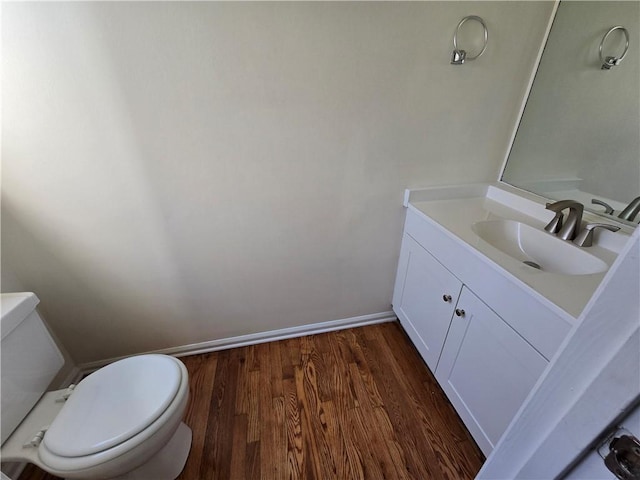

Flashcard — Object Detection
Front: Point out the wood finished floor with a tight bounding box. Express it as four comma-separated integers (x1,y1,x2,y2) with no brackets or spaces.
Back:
19,322,484,480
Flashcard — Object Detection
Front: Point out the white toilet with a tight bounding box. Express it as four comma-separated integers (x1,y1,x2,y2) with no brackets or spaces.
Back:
0,293,192,480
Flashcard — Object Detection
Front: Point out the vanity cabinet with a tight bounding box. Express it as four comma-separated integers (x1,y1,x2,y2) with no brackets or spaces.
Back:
392,234,462,371
393,207,572,456
435,287,548,454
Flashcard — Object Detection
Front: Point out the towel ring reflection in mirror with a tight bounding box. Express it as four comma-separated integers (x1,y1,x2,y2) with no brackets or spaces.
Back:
599,26,629,70
451,15,488,65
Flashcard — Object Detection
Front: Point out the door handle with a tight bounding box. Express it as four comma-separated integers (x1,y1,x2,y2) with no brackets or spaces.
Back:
602,431,640,479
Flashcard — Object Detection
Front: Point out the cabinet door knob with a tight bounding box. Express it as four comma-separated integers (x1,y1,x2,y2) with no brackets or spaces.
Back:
442,294,452,302
455,308,465,317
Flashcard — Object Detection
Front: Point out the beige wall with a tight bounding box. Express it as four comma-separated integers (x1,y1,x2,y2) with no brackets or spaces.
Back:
0,264,26,294
1,2,554,364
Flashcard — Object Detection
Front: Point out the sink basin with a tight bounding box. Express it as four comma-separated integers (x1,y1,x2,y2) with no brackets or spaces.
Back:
472,220,608,275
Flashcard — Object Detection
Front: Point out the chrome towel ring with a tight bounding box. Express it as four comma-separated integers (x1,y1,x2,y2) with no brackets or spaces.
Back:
599,26,629,70
451,15,488,65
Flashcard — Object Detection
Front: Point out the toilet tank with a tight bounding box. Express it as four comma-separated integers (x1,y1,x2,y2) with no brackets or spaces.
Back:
1,293,65,445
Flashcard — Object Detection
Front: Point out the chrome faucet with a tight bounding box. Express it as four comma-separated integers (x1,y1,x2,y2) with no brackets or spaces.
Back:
545,200,584,241
618,196,640,222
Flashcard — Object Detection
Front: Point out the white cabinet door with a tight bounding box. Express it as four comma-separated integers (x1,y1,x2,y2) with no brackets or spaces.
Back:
392,234,462,372
435,287,548,456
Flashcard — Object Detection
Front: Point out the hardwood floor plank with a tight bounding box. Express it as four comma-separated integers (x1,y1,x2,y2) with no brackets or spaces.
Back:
178,353,218,480
310,336,332,403
351,327,445,479
325,332,366,478
371,324,484,476
270,342,284,400
345,401,386,480
293,364,321,479
246,440,261,479
247,344,260,371
271,396,287,480
271,343,288,479
326,329,360,410
347,331,385,409
319,400,350,479
283,377,303,480
18,322,484,480
294,356,335,479
234,348,250,415
372,406,412,480
229,413,248,479
247,369,261,443
257,342,276,480
200,349,239,480
379,323,485,471
279,337,296,380
285,337,302,370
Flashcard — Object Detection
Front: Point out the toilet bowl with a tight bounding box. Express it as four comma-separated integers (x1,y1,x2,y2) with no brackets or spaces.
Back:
0,293,192,480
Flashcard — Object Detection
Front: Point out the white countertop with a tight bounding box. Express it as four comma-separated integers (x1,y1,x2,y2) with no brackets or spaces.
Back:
406,183,627,319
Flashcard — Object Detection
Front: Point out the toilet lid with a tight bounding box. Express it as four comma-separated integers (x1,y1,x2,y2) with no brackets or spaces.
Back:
43,355,182,457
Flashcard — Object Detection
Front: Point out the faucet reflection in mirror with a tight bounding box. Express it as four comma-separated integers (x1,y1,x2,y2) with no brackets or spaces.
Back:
618,196,640,222
591,195,640,223
501,1,639,227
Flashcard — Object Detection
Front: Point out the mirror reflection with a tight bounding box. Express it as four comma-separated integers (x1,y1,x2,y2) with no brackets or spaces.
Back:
502,1,639,226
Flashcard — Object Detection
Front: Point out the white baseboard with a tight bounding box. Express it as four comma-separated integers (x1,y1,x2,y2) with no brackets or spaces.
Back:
78,311,396,373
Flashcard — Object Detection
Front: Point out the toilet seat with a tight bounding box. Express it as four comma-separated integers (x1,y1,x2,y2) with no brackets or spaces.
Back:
34,354,190,478
44,355,182,457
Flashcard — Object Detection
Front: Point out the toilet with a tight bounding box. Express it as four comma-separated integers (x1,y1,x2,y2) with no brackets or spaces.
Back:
0,293,192,480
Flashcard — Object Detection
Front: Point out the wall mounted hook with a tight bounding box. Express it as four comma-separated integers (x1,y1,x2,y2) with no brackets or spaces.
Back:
451,15,488,65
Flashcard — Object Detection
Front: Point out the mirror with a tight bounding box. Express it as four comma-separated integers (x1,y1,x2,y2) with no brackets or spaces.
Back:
502,1,639,226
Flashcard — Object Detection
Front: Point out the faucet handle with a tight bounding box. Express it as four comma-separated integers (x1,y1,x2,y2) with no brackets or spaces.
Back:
573,223,621,247
591,199,615,215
